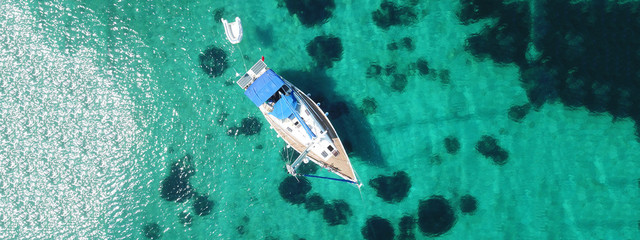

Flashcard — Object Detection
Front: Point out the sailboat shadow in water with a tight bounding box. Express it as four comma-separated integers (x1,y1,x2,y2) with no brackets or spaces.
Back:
279,69,386,167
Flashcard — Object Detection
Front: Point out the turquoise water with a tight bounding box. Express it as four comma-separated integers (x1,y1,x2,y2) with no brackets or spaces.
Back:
1,0,639,239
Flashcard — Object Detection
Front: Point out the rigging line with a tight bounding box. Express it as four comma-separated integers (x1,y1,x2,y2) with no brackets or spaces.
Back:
286,146,294,164
286,146,290,163
353,170,364,201
226,43,241,78
302,174,358,184
237,44,248,72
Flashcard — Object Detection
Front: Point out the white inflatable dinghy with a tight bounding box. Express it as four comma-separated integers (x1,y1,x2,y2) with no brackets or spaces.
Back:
221,17,243,44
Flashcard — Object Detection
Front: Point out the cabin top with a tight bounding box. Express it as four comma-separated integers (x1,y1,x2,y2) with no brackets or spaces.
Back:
244,69,285,107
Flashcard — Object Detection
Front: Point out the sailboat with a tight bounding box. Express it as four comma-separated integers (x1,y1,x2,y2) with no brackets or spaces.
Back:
236,59,361,186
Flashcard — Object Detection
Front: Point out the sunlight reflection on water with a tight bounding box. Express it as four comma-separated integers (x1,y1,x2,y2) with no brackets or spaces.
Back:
0,2,154,239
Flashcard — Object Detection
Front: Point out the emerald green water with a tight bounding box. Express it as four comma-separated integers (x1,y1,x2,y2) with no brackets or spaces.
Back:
1,0,639,239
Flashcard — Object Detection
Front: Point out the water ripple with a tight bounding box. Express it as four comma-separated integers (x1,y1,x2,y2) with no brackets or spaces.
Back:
0,2,155,239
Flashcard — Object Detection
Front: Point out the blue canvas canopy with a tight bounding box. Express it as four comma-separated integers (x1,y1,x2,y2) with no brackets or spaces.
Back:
244,69,285,107
269,92,316,139
270,93,297,119
244,69,317,139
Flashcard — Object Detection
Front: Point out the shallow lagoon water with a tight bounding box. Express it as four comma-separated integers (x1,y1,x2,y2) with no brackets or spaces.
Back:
1,0,640,239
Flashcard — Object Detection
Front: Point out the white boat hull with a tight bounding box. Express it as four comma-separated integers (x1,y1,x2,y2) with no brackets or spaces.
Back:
221,17,243,44
236,60,360,185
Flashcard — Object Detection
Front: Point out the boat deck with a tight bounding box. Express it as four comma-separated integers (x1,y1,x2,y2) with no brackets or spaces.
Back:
236,59,358,184
264,88,357,182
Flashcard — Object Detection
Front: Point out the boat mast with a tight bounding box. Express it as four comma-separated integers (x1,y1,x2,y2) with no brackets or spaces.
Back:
286,143,313,176
279,90,319,176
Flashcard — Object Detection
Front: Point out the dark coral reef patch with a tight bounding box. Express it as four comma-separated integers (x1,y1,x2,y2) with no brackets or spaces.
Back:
193,194,215,216
216,112,229,125
387,42,399,51
143,223,161,239
429,154,443,165
213,8,225,21
360,97,378,115
418,196,456,237
278,176,312,204
438,69,451,84
372,1,417,30
508,103,531,122
463,1,530,67
304,193,325,212
475,135,509,165
306,35,343,69
237,216,250,235
444,136,460,154
322,200,352,226
460,194,478,214
367,63,383,77
179,211,193,227
461,0,640,138
401,37,415,51
391,74,408,92
283,0,336,27
160,155,195,203
238,117,262,135
458,0,503,25
415,58,429,75
386,37,415,51
227,117,262,136
384,64,397,76
199,46,228,78
398,215,416,240
361,216,395,240
369,171,411,203
236,225,246,235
